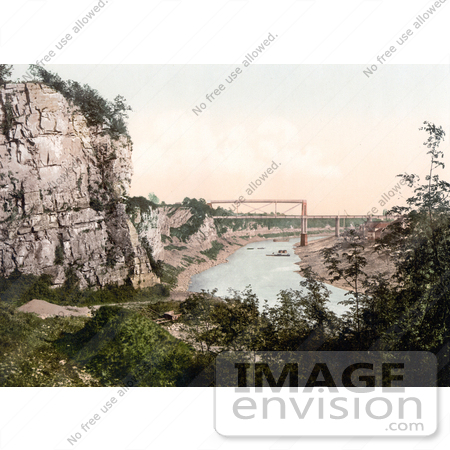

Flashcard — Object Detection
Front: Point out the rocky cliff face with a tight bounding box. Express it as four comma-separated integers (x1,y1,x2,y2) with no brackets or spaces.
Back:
0,83,158,288
131,205,221,263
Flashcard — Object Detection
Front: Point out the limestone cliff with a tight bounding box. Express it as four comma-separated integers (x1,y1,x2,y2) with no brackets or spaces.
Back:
0,83,158,288
128,205,219,263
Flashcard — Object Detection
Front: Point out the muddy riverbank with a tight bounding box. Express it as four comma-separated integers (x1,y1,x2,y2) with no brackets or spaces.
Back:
293,236,396,291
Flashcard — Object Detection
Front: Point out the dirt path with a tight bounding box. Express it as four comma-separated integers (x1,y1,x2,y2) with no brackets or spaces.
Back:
17,299,93,319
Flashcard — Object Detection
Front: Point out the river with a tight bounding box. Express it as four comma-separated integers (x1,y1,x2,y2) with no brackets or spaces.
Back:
188,237,349,316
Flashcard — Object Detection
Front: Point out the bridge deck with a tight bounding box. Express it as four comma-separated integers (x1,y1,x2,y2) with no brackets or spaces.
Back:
209,199,306,203
212,215,393,219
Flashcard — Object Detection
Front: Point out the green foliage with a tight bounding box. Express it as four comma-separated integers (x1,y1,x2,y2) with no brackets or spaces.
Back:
164,244,188,251
212,287,262,351
89,197,104,212
1,94,14,136
28,65,131,139
200,241,224,260
0,64,13,83
0,271,172,308
260,269,338,351
0,270,53,307
159,263,184,289
321,230,368,344
0,302,96,387
150,283,170,297
125,196,158,217
179,281,338,354
373,122,450,358
61,306,196,386
147,192,160,204
54,236,64,265
169,198,214,242
180,290,220,353
180,287,262,352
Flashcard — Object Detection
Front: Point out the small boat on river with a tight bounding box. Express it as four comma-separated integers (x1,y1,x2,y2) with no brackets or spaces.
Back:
266,250,290,257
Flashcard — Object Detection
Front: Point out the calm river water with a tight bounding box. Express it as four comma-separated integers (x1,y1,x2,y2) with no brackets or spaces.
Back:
188,237,349,316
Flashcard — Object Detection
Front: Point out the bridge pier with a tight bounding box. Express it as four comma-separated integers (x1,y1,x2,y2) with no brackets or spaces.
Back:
300,200,308,246
335,216,340,237
300,233,308,246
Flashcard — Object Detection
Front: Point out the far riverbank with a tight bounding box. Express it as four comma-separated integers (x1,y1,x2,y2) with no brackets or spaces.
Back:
293,235,396,292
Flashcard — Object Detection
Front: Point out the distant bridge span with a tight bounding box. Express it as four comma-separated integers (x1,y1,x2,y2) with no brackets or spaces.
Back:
213,215,388,219
208,199,397,246
208,199,306,215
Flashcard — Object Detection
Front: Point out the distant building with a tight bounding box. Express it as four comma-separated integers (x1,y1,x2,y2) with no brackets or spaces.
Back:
163,311,182,321
361,221,391,240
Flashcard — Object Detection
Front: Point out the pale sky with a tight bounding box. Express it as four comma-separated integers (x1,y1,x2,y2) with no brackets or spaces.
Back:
12,64,450,215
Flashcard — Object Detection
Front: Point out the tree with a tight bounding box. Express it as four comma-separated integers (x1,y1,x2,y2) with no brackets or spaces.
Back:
180,290,219,353
297,267,337,330
71,306,195,386
0,65,13,83
211,287,261,351
321,230,368,348
261,268,337,351
147,192,160,204
376,122,450,354
261,290,310,351
28,65,132,138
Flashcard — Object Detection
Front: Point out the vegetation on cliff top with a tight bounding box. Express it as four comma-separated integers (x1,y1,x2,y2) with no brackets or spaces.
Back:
0,64,13,84
169,197,216,242
28,65,132,140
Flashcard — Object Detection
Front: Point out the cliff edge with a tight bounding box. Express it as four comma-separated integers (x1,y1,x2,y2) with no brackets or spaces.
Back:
0,82,158,288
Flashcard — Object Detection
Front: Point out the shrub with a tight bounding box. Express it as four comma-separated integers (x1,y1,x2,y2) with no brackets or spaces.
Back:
149,283,170,297
65,306,196,386
125,196,157,217
200,241,224,260
89,198,104,212
1,94,14,136
54,236,64,265
0,64,13,84
28,65,131,139
0,271,172,308
159,263,183,289
169,198,214,242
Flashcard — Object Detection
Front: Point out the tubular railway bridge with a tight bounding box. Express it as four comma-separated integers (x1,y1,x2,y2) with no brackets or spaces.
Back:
207,199,397,246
